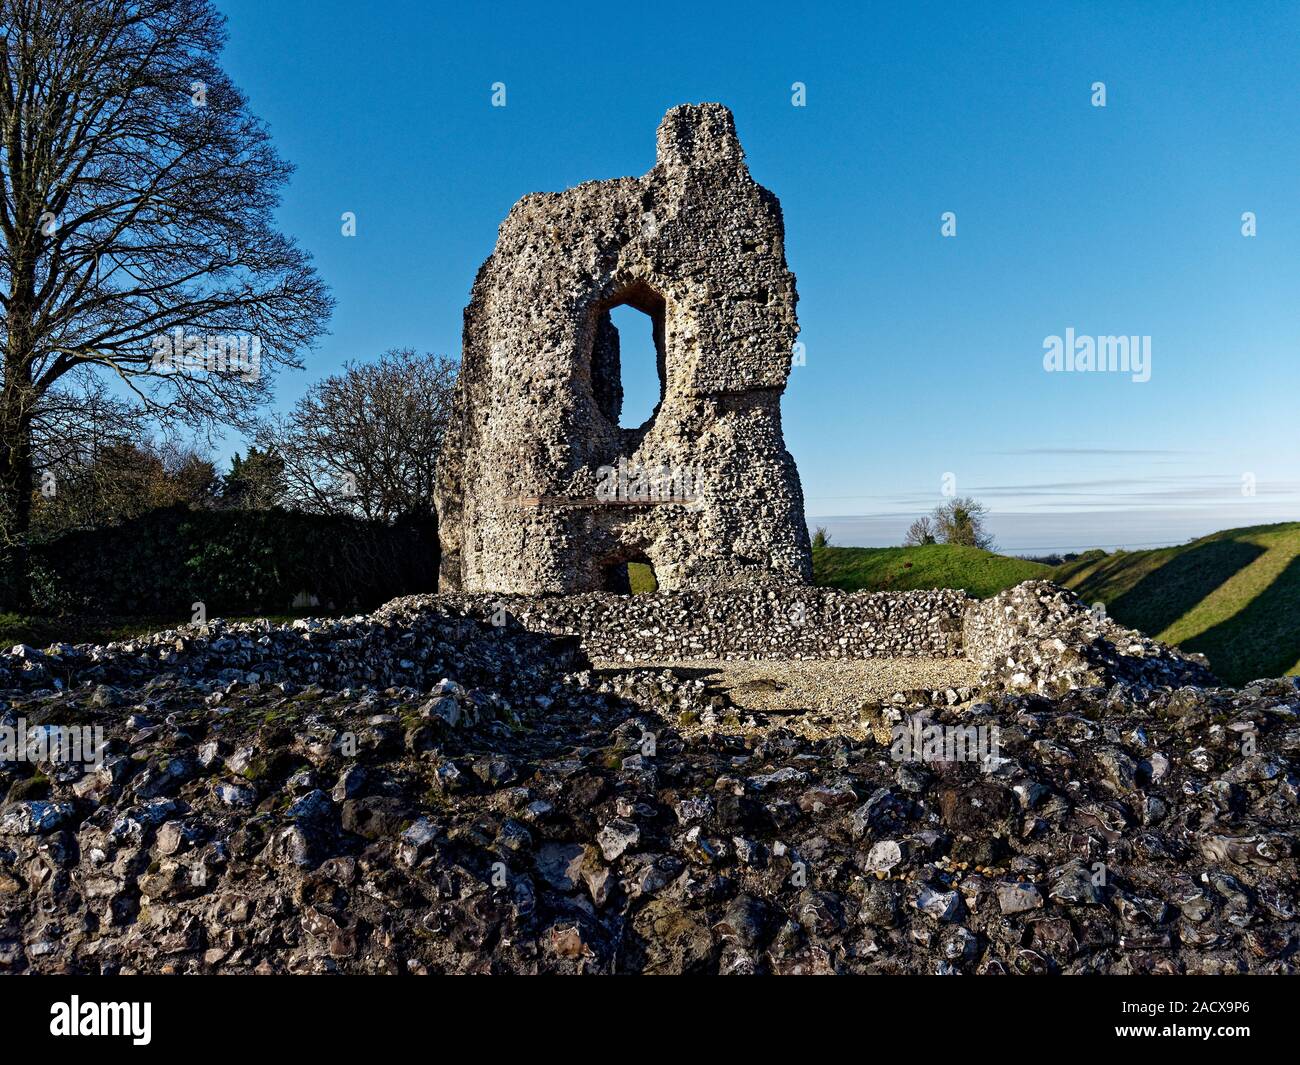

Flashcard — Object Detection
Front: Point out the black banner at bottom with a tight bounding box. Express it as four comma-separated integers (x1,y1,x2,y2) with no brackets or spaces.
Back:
0,974,1283,1052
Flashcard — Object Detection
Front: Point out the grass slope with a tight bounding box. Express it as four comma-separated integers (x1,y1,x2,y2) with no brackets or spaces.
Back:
1052,522,1300,686
813,525,1300,684
812,543,1049,599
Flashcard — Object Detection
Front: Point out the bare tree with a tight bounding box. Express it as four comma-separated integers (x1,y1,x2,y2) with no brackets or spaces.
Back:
256,349,457,522
903,515,936,546
0,0,331,605
931,496,995,550
30,369,148,475
904,500,994,549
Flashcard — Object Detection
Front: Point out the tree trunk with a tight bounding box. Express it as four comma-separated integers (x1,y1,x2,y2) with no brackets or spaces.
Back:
0,317,35,612
3,215,39,609
0,413,33,612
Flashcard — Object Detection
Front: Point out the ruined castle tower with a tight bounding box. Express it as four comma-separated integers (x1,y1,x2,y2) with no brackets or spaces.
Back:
435,103,813,594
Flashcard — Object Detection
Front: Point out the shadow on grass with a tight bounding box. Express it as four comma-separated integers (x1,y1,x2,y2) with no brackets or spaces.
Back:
1181,553,1300,685
1102,538,1265,638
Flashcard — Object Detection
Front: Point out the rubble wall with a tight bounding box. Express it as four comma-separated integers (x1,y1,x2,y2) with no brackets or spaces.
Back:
0,582,1214,696
962,580,1216,693
441,587,970,662
439,580,1217,691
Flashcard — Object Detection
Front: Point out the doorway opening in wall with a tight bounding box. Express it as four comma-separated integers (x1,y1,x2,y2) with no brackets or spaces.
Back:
599,554,658,595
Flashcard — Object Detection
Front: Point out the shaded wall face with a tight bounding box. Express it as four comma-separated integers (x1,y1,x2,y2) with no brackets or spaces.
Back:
436,103,813,594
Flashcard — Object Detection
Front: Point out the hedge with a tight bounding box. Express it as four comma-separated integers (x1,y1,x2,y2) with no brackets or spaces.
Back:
28,506,439,616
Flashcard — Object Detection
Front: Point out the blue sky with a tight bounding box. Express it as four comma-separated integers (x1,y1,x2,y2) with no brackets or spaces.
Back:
214,0,1300,553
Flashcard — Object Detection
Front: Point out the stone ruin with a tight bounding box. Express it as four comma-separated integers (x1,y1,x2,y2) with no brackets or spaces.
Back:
425,102,1218,697
435,103,812,594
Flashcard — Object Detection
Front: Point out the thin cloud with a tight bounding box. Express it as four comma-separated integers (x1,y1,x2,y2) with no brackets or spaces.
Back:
991,448,1198,456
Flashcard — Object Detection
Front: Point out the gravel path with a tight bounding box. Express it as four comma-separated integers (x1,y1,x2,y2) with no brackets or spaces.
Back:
594,656,977,711
592,656,980,741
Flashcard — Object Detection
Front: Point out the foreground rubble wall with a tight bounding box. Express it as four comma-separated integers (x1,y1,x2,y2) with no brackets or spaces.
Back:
0,591,1291,975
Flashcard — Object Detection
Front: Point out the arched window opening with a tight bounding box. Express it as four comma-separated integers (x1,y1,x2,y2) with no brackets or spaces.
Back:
608,305,661,429
590,284,667,431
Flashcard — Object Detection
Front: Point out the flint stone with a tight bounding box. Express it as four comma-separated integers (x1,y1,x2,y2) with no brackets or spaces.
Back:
0,801,76,835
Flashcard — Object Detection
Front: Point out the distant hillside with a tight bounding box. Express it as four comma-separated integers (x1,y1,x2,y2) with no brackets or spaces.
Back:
812,543,1049,599
1052,522,1300,686
810,524,1300,685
